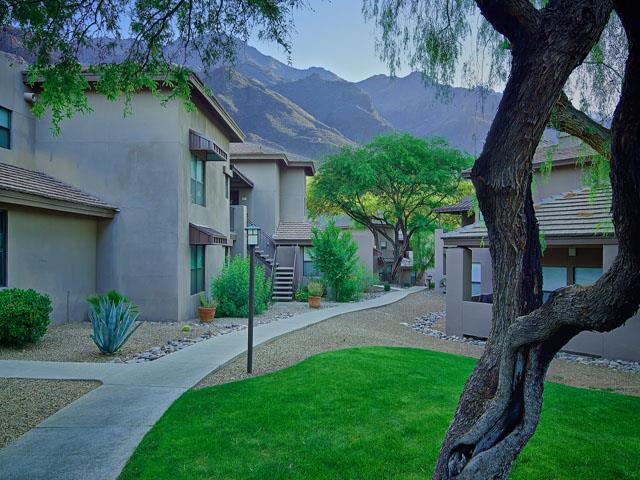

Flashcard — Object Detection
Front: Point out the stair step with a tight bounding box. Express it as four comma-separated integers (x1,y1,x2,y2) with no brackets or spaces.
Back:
276,267,294,271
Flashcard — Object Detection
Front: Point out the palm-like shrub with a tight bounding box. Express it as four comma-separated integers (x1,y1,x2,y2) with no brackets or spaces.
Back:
88,294,140,354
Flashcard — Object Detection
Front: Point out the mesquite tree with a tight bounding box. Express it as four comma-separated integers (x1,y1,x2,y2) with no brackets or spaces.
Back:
308,134,471,282
0,0,306,132
365,1,639,478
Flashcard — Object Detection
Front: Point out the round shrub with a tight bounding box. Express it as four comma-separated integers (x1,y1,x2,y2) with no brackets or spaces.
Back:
212,257,270,317
0,288,52,347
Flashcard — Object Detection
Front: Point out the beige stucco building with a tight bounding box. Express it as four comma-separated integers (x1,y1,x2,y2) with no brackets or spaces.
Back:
0,52,244,323
434,135,640,361
228,143,316,300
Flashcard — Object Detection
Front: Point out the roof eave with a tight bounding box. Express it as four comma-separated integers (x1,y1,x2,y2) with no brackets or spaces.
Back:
0,188,117,218
188,74,245,143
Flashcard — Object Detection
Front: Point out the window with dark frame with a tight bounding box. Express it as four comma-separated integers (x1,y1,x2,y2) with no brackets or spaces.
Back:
190,154,205,206
471,262,482,296
0,106,11,149
190,245,205,294
542,266,568,302
303,247,317,277
225,176,229,200
0,210,6,286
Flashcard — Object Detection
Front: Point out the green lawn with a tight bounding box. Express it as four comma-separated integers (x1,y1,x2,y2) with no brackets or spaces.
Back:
120,347,640,479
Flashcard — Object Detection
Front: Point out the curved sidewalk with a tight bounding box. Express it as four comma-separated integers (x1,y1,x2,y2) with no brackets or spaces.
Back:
0,287,425,480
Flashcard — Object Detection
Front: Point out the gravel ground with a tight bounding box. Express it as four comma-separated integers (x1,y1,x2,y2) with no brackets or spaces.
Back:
0,379,100,448
197,291,640,397
0,298,367,363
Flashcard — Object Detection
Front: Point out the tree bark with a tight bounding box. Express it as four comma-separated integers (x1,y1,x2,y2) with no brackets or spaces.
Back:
551,91,612,159
433,1,620,479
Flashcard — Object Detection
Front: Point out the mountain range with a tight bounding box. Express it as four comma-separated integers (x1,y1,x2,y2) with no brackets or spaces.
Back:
0,30,503,159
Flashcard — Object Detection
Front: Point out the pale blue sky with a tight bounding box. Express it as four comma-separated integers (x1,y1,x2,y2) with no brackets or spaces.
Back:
250,1,408,83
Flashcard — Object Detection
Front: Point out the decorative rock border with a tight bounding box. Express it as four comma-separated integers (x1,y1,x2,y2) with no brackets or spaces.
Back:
124,312,297,363
409,312,640,374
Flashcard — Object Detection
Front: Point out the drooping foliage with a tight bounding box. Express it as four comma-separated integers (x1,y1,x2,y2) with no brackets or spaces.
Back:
363,0,624,187
1,0,306,132
365,2,639,480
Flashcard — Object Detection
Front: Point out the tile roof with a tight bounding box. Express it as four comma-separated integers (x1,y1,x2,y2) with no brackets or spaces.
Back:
531,142,597,165
0,162,117,211
462,138,598,178
434,197,473,214
443,188,613,243
272,221,315,242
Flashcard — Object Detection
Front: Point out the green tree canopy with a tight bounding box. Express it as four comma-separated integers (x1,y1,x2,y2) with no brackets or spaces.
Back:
2,0,306,132
308,133,472,281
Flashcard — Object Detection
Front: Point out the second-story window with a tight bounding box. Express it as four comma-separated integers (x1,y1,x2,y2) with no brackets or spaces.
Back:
0,106,11,149
190,154,205,206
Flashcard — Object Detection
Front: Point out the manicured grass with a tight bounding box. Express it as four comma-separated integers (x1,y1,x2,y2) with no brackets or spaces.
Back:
120,348,640,479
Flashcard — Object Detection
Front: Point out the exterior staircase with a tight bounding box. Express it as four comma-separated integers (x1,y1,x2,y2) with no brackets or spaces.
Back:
272,266,294,301
254,248,275,270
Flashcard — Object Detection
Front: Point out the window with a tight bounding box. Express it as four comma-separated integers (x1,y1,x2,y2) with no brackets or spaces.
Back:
0,210,6,286
303,247,317,277
575,267,602,285
190,154,205,206
380,240,387,250
190,245,205,294
225,176,229,200
471,263,482,296
542,266,567,301
0,106,10,149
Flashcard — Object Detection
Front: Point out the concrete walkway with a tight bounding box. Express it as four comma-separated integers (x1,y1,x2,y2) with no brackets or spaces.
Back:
0,287,424,480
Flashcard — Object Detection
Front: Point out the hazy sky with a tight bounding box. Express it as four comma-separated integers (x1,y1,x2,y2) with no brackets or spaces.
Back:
250,1,408,83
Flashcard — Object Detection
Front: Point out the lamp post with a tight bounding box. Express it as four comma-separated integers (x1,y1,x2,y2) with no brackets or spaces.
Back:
245,223,260,374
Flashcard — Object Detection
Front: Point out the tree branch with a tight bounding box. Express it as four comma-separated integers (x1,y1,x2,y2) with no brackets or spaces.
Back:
474,0,540,45
551,91,612,159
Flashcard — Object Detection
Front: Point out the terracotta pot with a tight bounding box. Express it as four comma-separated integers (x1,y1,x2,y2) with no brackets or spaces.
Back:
308,296,321,309
198,307,216,323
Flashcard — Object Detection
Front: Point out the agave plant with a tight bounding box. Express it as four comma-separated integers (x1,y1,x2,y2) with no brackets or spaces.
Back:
88,297,141,354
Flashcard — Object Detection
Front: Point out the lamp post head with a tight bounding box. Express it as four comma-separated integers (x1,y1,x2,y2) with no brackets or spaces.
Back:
245,223,260,247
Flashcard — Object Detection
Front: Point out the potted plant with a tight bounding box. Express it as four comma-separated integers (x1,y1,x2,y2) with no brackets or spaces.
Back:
307,280,324,309
198,293,218,323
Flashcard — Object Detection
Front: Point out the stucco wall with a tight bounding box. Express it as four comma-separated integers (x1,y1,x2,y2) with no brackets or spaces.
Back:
533,164,583,201
4,205,97,325
279,168,307,222
446,244,640,361
177,105,231,320
0,53,37,169
33,93,183,320
351,229,375,274
230,162,280,235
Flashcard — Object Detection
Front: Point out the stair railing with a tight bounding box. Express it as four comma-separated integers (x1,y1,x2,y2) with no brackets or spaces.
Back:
292,246,298,297
269,246,278,302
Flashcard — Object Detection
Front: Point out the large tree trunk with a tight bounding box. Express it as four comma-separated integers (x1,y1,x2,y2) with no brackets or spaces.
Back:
432,1,629,478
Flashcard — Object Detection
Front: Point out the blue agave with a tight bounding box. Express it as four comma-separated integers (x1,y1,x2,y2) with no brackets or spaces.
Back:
89,297,141,354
